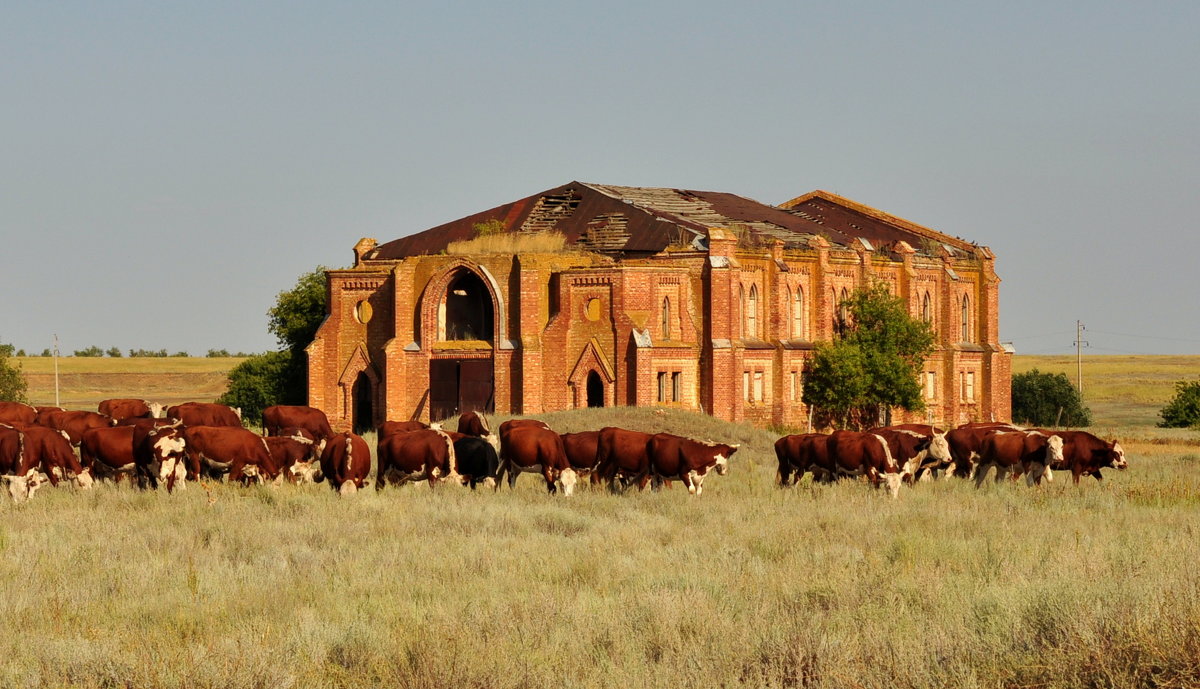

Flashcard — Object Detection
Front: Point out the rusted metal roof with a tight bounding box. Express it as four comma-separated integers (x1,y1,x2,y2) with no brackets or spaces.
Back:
371,182,980,260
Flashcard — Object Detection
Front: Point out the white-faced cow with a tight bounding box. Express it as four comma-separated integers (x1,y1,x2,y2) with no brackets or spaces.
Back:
457,410,500,455
868,427,953,483
167,402,242,428
98,398,162,422
1046,430,1128,483
376,428,459,489
498,424,576,495
5,422,94,493
593,426,655,491
183,426,280,485
647,432,737,496
320,432,371,496
265,430,323,483
560,430,601,479
0,425,50,502
132,421,188,492
827,430,903,498
945,422,1023,479
976,430,1065,487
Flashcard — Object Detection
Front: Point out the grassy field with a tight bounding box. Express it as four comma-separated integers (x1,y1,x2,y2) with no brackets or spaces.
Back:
1,406,1199,688
14,356,245,410
1012,354,1200,427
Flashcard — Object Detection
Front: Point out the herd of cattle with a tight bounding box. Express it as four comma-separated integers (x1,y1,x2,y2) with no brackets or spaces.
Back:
775,422,1128,498
0,399,1126,504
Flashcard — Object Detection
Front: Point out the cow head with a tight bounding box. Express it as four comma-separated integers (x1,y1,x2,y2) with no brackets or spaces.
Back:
556,467,578,497
338,480,359,497
148,402,164,419
289,459,322,484
1105,441,1128,470
4,471,49,504
712,443,738,476
882,471,902,499
927,432,952,465
73,467,95,490
150,429,188,492
1045,434,1065,467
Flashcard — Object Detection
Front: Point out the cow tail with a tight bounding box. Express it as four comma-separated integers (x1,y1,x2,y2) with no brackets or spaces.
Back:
873,433,898,472
478,412,492,434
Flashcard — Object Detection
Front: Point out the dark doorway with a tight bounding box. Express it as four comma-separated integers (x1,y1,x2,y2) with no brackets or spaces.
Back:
444,271,494,342
586,370,605,408
352,372,374,433
430,359,494,421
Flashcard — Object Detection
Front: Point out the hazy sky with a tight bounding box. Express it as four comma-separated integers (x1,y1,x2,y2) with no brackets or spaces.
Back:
3,1,1198,356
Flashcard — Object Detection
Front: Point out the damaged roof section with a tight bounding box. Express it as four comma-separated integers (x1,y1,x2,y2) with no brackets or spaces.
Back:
370,182,983,260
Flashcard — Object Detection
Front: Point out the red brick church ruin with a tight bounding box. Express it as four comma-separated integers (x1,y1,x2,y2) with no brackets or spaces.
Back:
308,182,1011,430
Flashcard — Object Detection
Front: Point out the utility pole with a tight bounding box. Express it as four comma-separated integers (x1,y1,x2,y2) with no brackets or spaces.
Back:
53,334,60,408
1073,321,1089,395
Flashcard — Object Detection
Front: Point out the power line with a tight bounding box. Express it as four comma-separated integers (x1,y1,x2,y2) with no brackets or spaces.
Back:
1087,329,1200,344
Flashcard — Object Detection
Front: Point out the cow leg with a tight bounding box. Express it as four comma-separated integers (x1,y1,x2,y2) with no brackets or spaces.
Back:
973,463,991,488
1092,469,1104,482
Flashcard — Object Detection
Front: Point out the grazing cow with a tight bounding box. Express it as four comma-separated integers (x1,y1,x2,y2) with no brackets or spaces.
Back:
498,425,577,495
376,428,459,489
183,426,280,485
868,427,953,482
0,425,50,502
262,405,333,445
976,430,1065,487
265,430,322,483
36,410,115,446
774,433,832,486
320,432,371,496
453,435,499,489
0,402,37,425
647,432,737,496
1049,430,1128,483
167,402,242,428
561,430,601,477
378,420,430,438
133,422,188,491
80,425,139,482
5,423,94,492
827,430,903,498
98,398,161,421
457,411,500,454
945,423,1023,479
594,427,655,491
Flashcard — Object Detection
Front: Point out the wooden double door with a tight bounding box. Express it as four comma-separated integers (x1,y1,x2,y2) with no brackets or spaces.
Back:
429,359,494,421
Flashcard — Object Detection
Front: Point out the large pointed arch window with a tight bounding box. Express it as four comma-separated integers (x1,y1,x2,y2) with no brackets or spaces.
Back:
792,287,804,339
738,285,746,339
747,285,759,338
661,296,672,340
961,295,971,342
922,292,932,323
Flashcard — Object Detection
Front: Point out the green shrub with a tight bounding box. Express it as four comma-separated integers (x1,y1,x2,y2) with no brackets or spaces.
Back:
1158,380,1200,429
1011,369,1091,426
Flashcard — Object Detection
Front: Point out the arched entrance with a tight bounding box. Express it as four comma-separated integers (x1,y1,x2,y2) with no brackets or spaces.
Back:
352,371,374,433
586,370,605,408
429,266,497,421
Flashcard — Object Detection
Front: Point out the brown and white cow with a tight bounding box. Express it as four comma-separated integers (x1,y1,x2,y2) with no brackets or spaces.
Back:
976,430,1065,487
98,398,162,422
1048,430,1128,483
774,433,832,486
183,426,280,485
320,432,371,496
945,422,1023,479
265,430,323,483
457,410,500,454
132,421,188,491
376,428,459,489
167,402,242,428
868,427,953,483
498,424,577,495
827,430,903,498
0,402,38,425
0,425,50,502
594,426,655,491
262,405,333,445
560,430,601,478
80,425,139,482
36,410,116,447
5,422,94,492
647,432,737,496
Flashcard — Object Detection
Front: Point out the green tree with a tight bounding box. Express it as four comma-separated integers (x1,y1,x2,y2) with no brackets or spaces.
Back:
219,267,328,425
0,342,28,402
802,282,935,429
106,347,123,358
1010,369,1091,427
1157,380,1200,429
74,345,104,357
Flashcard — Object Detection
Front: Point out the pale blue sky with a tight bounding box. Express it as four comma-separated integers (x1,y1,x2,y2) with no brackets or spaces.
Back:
3,1,1198,355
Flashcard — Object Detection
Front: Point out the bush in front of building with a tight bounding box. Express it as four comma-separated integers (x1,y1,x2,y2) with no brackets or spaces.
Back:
1011,369,1091,427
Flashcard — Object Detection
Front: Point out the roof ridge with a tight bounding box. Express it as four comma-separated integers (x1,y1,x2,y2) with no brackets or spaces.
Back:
779,190,975,251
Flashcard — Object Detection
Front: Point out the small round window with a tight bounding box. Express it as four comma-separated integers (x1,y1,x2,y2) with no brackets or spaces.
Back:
585,298,601,321
355,300,373,324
